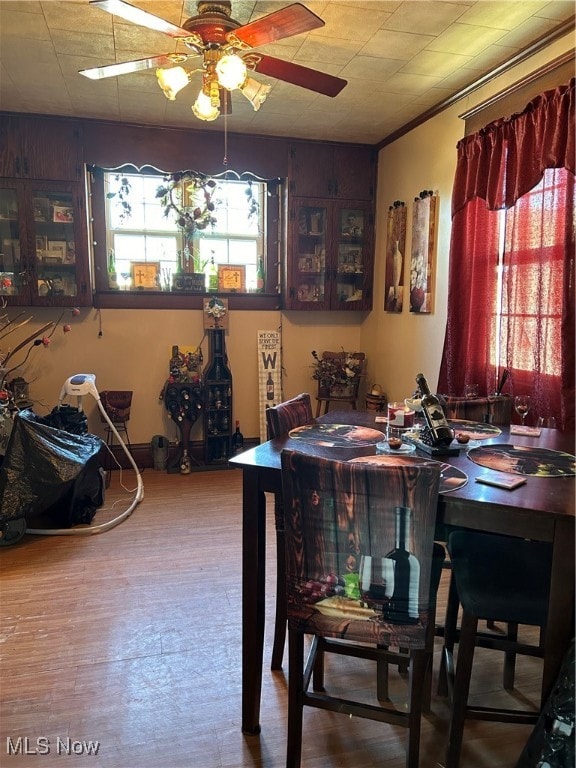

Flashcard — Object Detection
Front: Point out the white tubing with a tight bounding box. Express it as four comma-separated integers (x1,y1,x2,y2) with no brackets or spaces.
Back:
26,393,144,536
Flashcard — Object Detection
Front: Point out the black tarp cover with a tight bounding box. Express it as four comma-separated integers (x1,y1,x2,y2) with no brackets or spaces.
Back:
0,409,105,527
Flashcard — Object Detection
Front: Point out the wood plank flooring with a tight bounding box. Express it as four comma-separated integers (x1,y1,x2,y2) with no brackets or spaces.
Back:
0,468,542,768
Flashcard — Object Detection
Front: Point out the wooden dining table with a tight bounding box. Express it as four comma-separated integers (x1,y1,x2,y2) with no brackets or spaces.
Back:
229,411,575,736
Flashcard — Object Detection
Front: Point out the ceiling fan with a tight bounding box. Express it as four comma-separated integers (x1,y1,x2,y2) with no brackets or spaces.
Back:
79,0,348,122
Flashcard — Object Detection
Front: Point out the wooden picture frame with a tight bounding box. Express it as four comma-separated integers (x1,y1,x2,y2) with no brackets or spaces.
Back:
52,205,74,223
32,198,50,222
409,193,438,314
384,203,407,313
132,262,159,290
47,240,66,259
341,209,364,237
218,264,245,293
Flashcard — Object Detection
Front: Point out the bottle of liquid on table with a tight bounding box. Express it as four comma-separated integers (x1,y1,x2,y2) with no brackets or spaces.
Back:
383,506,420,624
415,373,453,447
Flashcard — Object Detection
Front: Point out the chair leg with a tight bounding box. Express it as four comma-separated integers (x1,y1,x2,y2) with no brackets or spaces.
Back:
438,572,460,697
271,495,287,670
407,650,427,768
503,621,518,690
286,631,305,768
445,611,479,768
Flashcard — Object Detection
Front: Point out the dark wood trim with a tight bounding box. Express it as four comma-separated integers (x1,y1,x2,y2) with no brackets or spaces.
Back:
93,290,282,311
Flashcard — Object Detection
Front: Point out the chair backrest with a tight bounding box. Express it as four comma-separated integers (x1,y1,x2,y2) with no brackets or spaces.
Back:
442,395,512,426
266,393,314,439
99,390,133,424
280,450,441,647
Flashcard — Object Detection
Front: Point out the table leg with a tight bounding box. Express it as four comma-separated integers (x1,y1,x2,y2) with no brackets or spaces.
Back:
541,519,575,705
242,468,267,734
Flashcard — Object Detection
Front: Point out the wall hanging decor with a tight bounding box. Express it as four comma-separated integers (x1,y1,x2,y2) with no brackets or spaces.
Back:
409,190,438,314
384,201,407,313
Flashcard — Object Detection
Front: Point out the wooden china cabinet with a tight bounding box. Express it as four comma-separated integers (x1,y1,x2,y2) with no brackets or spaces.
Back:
0,115,91,307
285,141,376,311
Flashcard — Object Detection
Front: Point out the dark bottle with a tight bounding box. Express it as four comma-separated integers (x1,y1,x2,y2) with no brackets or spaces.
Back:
415,373,454,446
383,506,420,624
266,372,274,401
232,421,244,456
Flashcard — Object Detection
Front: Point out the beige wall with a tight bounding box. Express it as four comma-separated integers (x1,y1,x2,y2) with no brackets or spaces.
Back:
12,33,573,446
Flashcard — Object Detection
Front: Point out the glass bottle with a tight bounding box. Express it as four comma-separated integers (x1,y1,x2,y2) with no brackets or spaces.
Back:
108,249,118,289
415,373,453,446
232,420,244,455
256,257,265,292
207,256,218,292
383,506,420,624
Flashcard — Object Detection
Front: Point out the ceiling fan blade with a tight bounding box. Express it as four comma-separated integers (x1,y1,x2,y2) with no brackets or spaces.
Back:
231,3,324,48
79,54,188,80
89,0,192,38
246,54,347,98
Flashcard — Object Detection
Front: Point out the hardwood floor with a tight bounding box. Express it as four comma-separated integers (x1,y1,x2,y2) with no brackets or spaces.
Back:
0,468,542,768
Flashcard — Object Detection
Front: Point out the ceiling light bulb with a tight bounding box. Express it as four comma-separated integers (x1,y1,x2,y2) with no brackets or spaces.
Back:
216,54,247,91
240,77,271,112
192,90,220,121
156,67,190,100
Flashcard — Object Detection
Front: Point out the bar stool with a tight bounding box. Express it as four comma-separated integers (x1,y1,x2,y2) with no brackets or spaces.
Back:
440,530,552,768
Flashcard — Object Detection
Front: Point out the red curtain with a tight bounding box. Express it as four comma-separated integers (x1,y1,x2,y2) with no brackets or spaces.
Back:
439,80,575,430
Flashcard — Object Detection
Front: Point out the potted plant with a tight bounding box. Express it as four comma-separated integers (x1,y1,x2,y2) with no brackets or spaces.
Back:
311,350,363,396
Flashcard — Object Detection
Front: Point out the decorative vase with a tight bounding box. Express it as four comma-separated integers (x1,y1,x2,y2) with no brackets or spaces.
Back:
392,240,402,298
410,286,425,312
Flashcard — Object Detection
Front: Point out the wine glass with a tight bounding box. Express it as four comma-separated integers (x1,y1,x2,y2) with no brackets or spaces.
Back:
359,556,394,612
514,395,531,426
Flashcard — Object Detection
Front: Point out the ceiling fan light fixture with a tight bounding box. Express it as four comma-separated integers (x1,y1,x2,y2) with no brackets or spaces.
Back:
192,89,220,121
215,54,247,90
240,77,271,112
156,66,190,100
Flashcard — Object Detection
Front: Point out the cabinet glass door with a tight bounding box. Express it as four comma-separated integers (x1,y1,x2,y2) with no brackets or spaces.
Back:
335,207,366,307
293,202,327,305
0,187,24,299
32,189,77,299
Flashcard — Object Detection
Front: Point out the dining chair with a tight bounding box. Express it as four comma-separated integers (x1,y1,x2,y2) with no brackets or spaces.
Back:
314,351,366,417
280,449,441,768
265,393,315,670
439,530,552,768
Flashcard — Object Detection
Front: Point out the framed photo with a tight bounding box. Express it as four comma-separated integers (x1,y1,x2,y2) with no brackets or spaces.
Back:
65,241,76,264
384,202,407,313
132,261,160,290
52,205,74,223
410,193,438,314
36,236,47,253
341,209,364,237
172,272,205,293
218,264,245,292
48,240,66,259
32,198,50,222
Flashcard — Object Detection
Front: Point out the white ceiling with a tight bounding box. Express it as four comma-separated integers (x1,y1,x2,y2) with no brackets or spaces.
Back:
0,0,574,145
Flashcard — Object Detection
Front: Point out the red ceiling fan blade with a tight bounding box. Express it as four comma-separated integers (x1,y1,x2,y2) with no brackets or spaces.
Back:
246,54,347,98
231,3,324,48
89,0,192,38
79,54,190,80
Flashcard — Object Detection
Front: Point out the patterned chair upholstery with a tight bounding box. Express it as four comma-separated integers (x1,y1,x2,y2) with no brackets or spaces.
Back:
265,393,315,670
280,449,441,768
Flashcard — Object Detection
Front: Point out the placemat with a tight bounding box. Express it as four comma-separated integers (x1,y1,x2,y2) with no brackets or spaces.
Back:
289,423,385,448
447,420,502,440
467,444,576,477
348,454,468,493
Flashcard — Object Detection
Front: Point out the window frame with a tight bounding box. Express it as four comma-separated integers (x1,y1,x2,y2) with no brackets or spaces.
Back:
88,165,283,310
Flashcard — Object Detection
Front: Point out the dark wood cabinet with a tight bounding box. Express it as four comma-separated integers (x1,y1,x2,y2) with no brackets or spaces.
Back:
285,198,374,311
289,142,376,201
0,115,83,181
0,179,91,306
